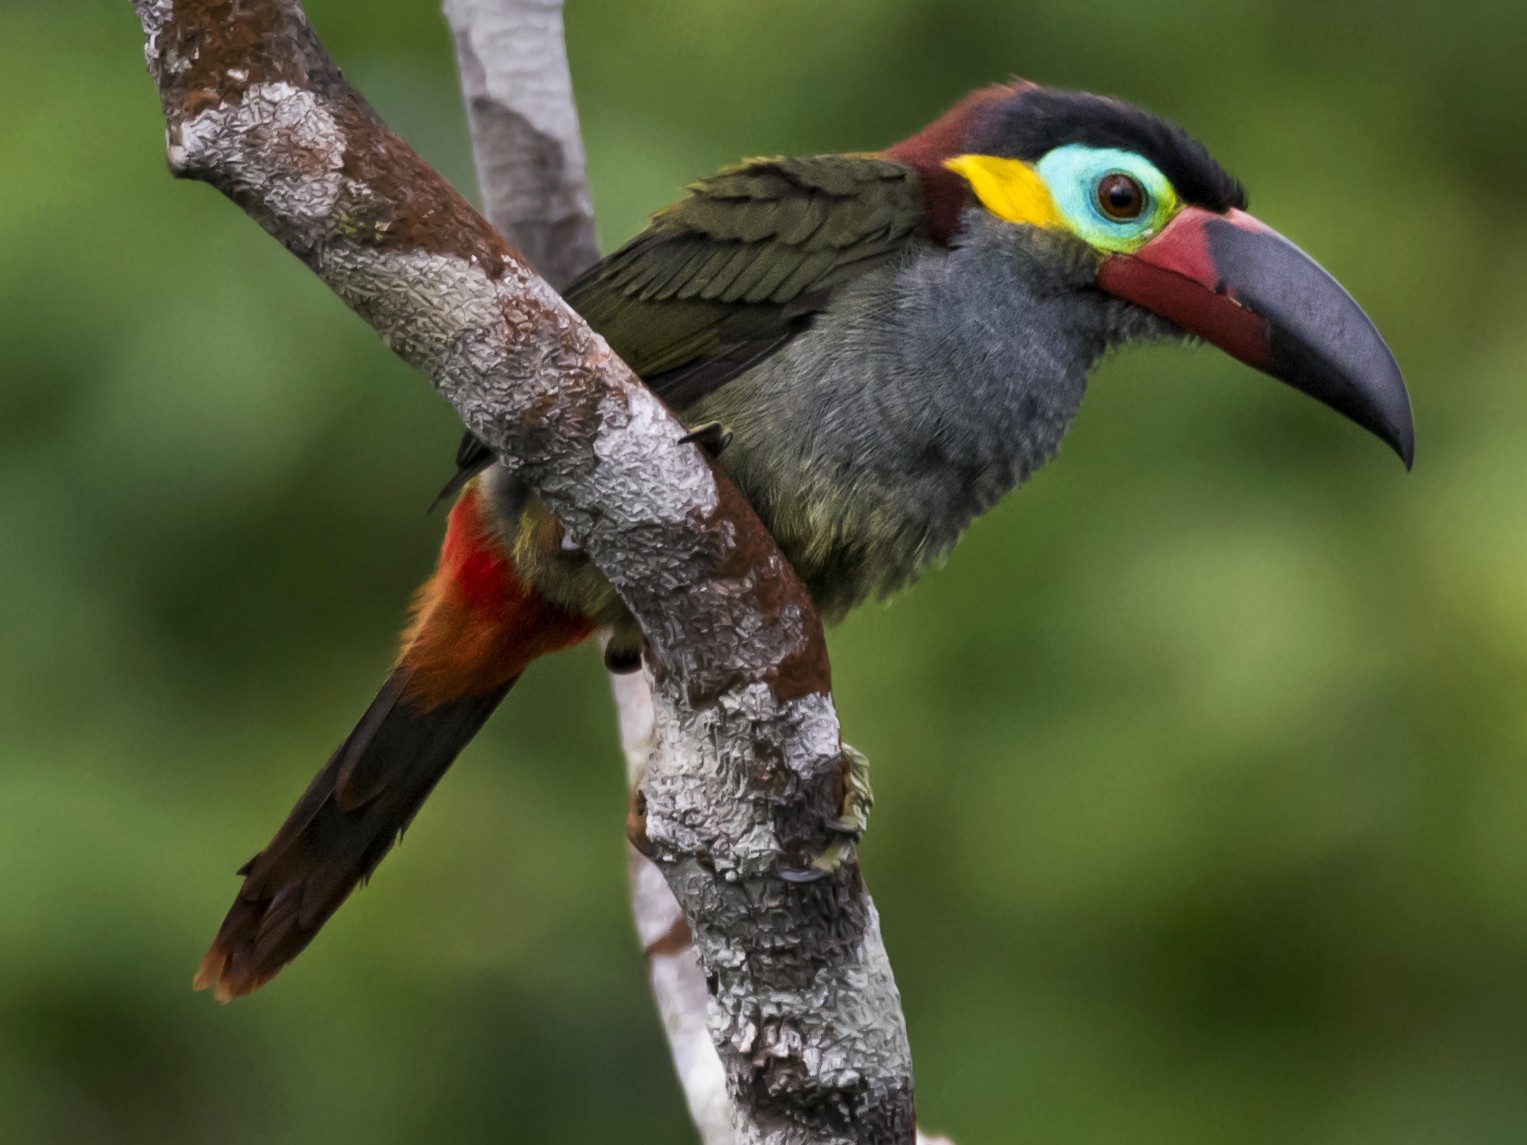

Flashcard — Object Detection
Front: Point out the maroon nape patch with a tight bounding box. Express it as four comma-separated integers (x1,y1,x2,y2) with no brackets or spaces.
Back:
884,81,1031,246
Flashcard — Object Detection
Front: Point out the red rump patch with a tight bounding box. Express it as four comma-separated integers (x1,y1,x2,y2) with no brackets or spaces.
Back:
885,81,1029,246
400,487,593,706
440,488,514,614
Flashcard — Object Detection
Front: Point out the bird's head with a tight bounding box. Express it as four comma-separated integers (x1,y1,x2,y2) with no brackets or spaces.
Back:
889,81,1414,468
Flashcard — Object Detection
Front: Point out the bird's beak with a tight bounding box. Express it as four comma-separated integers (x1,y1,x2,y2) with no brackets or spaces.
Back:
1097,206,1414,468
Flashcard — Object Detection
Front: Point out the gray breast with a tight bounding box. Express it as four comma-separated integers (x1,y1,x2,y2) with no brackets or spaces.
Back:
683,214,1144,621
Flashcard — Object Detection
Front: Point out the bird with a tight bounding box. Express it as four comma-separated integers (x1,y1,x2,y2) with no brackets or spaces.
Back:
193,79,1414,1001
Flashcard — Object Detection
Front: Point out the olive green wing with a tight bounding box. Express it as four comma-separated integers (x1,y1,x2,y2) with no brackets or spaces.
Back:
569,154,926,403
442,155,927,498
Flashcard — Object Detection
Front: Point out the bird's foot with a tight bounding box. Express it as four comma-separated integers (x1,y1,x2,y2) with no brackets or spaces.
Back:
776,744,874,884
827,743,874,837
679,421,733,459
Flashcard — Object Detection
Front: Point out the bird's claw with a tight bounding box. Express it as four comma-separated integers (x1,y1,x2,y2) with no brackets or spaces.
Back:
774,745,873,883
826,744,873,840
679,421,734,459
775,860,834,885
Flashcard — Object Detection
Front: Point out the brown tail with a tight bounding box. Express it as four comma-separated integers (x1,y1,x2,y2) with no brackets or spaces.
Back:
195,485,593,1001
193,671,513,1000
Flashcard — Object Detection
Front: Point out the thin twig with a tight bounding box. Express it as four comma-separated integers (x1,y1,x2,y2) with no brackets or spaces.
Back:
445,0,597,291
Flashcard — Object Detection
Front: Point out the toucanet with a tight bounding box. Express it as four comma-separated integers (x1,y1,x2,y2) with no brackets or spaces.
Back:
195,80,1413,1001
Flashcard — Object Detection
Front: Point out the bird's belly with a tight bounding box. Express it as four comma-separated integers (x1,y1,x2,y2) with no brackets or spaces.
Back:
502,412,1052,643
685,389,1071,622
495,441,976,632
505,374,1075,632
709,439,1020,622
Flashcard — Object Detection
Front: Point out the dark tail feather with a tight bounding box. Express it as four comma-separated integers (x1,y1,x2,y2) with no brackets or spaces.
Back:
428,432,496,514
194,670,513,1001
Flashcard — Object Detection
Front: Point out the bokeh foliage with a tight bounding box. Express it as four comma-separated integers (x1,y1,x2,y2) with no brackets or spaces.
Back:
2,1,1524,1141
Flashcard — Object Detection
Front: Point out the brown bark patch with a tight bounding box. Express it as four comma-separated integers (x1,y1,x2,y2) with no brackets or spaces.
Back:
332,105,512,268
644,916,693,959
703,475,831,706
153,0,318,101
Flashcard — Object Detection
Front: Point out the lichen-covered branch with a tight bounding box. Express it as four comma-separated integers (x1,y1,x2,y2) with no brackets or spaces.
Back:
133,1,915,1141
613,670,953,1145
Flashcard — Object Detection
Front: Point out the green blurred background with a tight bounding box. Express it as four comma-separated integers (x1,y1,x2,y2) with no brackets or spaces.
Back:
2,1,1524,1141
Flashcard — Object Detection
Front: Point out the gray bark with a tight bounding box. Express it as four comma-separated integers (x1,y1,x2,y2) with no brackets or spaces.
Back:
445,0,598,291
610,670,952,1145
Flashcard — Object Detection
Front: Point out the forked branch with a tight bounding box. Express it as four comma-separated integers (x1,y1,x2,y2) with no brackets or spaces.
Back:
133,1,917,1140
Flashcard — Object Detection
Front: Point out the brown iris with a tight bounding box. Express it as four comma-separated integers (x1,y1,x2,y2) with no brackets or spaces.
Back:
1097,173,1146,221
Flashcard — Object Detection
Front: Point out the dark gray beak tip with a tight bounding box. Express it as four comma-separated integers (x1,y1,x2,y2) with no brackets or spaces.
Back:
1397,423,1416,472
1264,311,1414,472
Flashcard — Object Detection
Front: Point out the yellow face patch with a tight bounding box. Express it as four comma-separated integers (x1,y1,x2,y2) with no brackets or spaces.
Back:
944,154,1065,231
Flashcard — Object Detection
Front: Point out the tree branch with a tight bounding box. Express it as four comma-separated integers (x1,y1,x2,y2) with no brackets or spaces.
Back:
134,1,918,1139
444,0,596,292
611,670,948,1145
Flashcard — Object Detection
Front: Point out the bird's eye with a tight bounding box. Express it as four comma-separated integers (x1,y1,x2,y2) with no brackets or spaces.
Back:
1096,173,1147,221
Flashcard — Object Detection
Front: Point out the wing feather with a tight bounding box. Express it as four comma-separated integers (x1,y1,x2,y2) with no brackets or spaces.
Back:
438,155,929,500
